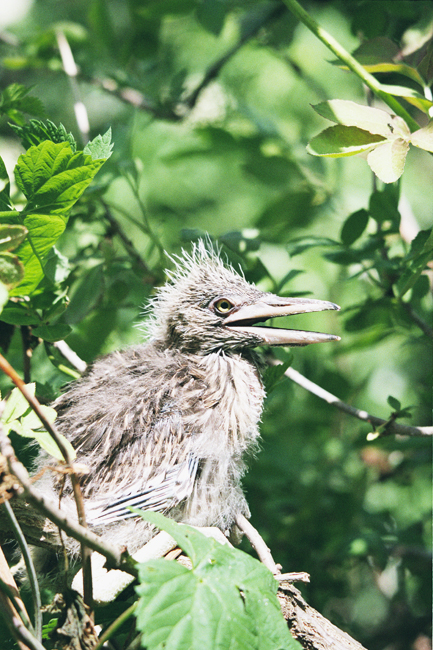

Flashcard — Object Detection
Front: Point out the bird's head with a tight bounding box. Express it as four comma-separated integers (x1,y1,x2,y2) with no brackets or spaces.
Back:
145,242,340,355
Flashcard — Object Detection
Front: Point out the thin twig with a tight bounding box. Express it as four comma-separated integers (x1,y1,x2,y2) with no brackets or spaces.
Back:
101,199,158,282
0,426,136,576
2,500,42,641
235,513,279,574
10,616,46,650
93,602,138,650
20,326,32,385
274,362,432,437
56,29,90,145
53,340,87,374
0,546,32,650
402,302,433,339
277,572,310,583
183,4,287,111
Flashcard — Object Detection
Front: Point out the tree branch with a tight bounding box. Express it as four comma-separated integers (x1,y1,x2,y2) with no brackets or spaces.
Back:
271,361,432,436
279,582,368,650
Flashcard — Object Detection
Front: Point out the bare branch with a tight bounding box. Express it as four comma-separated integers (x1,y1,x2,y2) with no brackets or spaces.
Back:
235,512,279,574
56,29,90,146
273,362,432,437
53,340,87,374
279,582,368,650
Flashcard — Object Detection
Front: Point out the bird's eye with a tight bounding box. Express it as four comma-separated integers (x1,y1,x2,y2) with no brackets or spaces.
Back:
214,299,233,314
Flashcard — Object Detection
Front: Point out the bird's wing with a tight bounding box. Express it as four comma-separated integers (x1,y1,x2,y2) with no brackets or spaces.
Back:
85,453,199,525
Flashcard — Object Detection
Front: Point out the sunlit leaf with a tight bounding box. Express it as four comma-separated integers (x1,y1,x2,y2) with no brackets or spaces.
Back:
307,125,385,157
366,138,409,183
410,120,433,153
311,100,407,137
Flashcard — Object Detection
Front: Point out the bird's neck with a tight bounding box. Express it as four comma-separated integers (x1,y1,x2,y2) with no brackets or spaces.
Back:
192,349,265,453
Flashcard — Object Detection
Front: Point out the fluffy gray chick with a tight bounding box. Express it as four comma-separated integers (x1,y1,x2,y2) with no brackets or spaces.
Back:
47,243,340,554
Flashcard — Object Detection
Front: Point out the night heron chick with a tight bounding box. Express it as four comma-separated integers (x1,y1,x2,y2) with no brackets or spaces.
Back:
45,243,340,554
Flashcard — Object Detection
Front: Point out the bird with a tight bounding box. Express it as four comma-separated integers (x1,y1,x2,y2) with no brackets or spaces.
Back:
35,241,340,555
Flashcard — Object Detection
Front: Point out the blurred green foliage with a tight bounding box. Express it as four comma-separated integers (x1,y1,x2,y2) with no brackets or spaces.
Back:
0,1,431,649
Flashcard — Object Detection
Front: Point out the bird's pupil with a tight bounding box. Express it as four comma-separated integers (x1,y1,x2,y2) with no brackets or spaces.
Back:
216,300,232,313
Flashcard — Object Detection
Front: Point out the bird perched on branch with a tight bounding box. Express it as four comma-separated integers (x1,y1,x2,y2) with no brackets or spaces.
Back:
39,242,340,554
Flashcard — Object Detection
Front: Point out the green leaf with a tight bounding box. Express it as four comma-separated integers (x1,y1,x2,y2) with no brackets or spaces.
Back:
410,120,433,153
369,190,400,225
311,100,409,138
262,356,293,394
1,383,36,423
10,119,76,152
366,138,409,184
0,304,39,325
0,83,46,124
15,141,105,216
387,395,401,411
134,511,300,650
340,209,369,246
0,252,25,289
0,225,28,252
32,322,72,342
7,139,109,296
1,383,75,461
395,229,433,298
0,156,11,211
83,128,113,160
7,214,66,297
307,126,385,158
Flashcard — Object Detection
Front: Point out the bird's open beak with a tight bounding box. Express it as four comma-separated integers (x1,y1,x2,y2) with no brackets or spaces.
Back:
223,295,340,346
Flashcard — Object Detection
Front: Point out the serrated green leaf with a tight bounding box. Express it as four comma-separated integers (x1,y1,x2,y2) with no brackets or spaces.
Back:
311,100,408,137
366,138,409,183
410,120,433,153
340,209,369,246
0,253,25,289
134,512,299,650
10,119,76,152
83,128,113,160
387,395,401,411
307,126,385,158
15,141,104,215
8,139,108,295
8,214,66,297
0,225,28,252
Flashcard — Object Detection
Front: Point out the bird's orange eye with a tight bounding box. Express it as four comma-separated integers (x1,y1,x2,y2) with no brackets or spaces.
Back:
214,299,233,314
